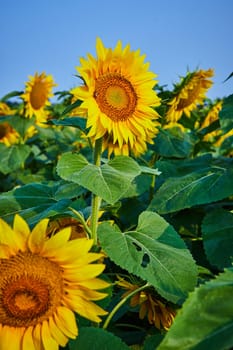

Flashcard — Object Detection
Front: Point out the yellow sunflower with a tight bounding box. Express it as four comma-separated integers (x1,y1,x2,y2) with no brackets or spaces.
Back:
166,68,214,123
0,102,20,146
200,100,222,141
0,215,109,350
117,277,176,331
21,72,57,125
71,38,161,156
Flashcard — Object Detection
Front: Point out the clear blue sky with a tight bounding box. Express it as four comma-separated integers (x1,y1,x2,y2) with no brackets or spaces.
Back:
1,0,233,101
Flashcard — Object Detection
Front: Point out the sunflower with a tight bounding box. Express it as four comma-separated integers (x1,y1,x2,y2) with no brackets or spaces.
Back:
166,68,214,123
21,72,57,125
0,102,20,146
71,38,161,156
0,215,109,350
117,277,176,331
200,100,222,141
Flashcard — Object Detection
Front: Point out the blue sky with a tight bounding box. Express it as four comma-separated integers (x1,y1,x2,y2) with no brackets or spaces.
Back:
1,0,233,101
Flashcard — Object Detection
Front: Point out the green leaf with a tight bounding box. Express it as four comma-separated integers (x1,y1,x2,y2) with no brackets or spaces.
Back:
158,268,233,350
57,153,141,204
0,144,31,174
69,327,130,350
202,209,233,269
153,128,195,158
62,99,82,116
0,182,80,225
48,116,86,130
98,211,197,303
143,334,164,350
219,94,233,133
149,165,233,214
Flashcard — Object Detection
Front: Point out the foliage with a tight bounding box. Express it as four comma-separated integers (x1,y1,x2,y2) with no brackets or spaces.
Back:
0,67,233,349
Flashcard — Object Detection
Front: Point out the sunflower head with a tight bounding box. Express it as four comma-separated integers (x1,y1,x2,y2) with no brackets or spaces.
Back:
21,72,57,125
0,122,19,146
71,38,161,157
166,68,214,123
0,215,109,349
117,277,176,331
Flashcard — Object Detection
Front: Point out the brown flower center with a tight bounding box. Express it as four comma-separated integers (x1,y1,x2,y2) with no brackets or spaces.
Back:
0,123,11,139
94,73,137,121
0,251,64,327
30,81,48,110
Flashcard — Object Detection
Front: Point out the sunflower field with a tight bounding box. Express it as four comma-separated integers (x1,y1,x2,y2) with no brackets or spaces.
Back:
0,38,233,350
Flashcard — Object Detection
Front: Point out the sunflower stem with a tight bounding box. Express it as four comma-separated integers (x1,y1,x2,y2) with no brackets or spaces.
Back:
102,282,150,330
90,137,103,245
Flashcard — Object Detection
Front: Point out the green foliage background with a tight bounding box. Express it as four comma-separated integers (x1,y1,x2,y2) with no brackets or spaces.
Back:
0,81,233,349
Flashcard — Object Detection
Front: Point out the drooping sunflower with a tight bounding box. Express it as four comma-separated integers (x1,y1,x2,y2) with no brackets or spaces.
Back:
0,102,20,146
0,215,109,350
21,72,57,125
117,277,176,331
166,68,214,123
71,38,161,156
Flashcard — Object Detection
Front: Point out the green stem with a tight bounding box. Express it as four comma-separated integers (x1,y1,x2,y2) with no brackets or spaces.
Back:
69,207,92,238
90,137,103,245
102,282,150,330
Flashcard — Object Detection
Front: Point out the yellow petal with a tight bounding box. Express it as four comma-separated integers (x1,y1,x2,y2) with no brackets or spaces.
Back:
13,214,30,237
65,264,106,281
28,219,49,253
65,295,108,323
46,239,93,263
0,219,21,253
74,252,104,265
0,325,24,350
22,326,36,350
41,320,58,350
42,227,71,254
78,277,110,290
71,287,108,301
48,317,69,347
32,323,44,350
54,307,78,339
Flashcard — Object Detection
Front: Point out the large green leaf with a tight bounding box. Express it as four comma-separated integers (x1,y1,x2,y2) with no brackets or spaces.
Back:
0,144,31,174
149,165,233,214
0,182,82,225
57,153,141,204
158,268,233,350
69,327,130,350
202,209,233,269
153,128,194,158
98,211,197,303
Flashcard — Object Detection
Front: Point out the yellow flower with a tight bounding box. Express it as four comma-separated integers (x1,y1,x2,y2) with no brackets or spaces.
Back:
21,72,57,126
166,69,214,123
71,38,161,156
200,100,222,141
0,102,20,146
0,215,109,350
117,277,176,331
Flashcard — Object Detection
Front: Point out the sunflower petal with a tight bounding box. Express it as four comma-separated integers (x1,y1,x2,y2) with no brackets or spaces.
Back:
49,317,69,347
41,320,58,350
28,219,49,253
42,227,71,254
22,326,36,350
54,306,78,338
